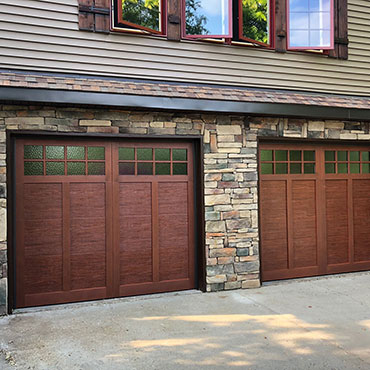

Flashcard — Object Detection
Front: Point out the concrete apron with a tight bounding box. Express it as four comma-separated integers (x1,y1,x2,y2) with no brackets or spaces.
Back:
1,272,370,370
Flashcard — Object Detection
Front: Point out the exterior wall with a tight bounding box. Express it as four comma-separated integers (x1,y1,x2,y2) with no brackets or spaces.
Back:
1,103,370,314
0,1,369,96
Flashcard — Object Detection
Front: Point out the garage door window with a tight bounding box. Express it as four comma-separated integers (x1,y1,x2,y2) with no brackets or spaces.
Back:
119,147,188,176
24,145,105,176
325,150,370,174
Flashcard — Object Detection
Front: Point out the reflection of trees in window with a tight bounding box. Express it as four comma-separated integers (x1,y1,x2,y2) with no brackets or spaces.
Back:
185,0,209,35
122,0,161,31
242,0,268,44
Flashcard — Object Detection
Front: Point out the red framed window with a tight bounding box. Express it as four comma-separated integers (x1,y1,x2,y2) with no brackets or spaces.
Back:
238,0,274,47
287,0,334,50
113,0,167,35
182,0,233,39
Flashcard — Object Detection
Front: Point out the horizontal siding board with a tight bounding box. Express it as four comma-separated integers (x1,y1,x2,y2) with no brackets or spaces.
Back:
0,0,369,96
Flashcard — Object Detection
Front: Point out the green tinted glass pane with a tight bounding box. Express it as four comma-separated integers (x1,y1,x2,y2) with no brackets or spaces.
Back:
155,148,170,161
46,161,64,175
337,151,347,161
88,147,105,160
362,152,370,162
88,162,105,175
325,151,335,161
24,162,43,176
137,148,152,161
156,163,170,175
350,163,360,174
119,162,135,175
275,150,287,161
290,163,302,174
338,163,348,174
173,163,187,175
290,150,301,161
24,145,43,159
304,151,315,161
67,162,85,175
173,149,187,161
261,163,273,174
67,146,85,160
137,162,153,175
122,0,161,32
119,148,135,160
350,151,360,161
276,163,288,174
362,163,370,174
304,163,315,174
46,146,64,159
325,163,336,174
260,150,273,161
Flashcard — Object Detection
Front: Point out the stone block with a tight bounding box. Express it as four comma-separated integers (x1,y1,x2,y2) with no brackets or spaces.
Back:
225,281,242,290
87,126,119,134
325,121,344,130
208,283,224,292
0,278,6,315
207,264,234,276
79,120,111,127
204,194,230,206
308,121,325,131
205,173,222,182
0,207,5,242
236,248,250,257
5,117,44,125
206,275,227,283
226,219,250,231
217,125,242,135
340,133,357,140
209,248,236,258
205,212,220,221
242,279,261,289
218,257,234,264
234,261,260,273
206,221,226,233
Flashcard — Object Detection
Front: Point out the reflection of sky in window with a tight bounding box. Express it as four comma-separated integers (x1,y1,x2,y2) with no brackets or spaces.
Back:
187,0,230,36
289,0,331,47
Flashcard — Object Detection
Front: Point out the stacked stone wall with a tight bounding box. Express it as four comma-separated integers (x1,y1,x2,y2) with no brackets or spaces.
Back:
0,104,369,313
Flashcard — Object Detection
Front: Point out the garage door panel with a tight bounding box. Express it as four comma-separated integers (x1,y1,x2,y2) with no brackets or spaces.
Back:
326,180,349,265
353,179,370,262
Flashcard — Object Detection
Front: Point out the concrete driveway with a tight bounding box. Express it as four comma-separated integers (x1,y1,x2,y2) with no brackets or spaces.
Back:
1,272,370,370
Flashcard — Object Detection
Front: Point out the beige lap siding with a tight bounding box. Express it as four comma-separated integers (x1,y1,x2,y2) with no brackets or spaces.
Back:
1,104,370,313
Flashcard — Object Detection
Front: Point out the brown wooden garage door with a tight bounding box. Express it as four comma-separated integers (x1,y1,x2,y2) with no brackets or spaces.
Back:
15,138,195,308
259,142,370,281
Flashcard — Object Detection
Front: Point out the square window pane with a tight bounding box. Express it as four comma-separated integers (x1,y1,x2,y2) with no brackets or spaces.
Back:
88,147,105,160
155,148,170,161
338,163,348,174
173,163,187,175
46,161,65,175
275,150,288,161
260,150,273,161
261,163,273,174
304,151,315,161
137,162,153,175
310,30,331,47
24,162,43,176
304,163,315,174
88,162,105,175
309,12,331,29
325,151,335,161
173,149,187,161
362,163,370,174
119,162,135,175
290,12,309,29
24,145,43,159
67,162,85,175
350,151,360,161
242,0,269,44
276,163,288,174
350,163,360,174
122,0,161,32
156,163,171,175
67,146,85,160
310,0,330,12
337,151,347,161
290,0,309,11
185,0,231,37
137,148,152,161
46,145,64,159
290,150,301,161
290,163,302,174
325,163,335,174
119,147,135,161
362,152,370,162
290,30,309,47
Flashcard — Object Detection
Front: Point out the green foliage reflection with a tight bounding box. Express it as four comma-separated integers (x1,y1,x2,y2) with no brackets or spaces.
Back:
122,0,161,31
185,0,208,35
242,0,269,44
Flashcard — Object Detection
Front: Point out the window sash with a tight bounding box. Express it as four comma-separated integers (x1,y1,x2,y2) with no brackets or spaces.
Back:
182,0,233,39
116,0,166,35
238,0,273,47
287,0,334,50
